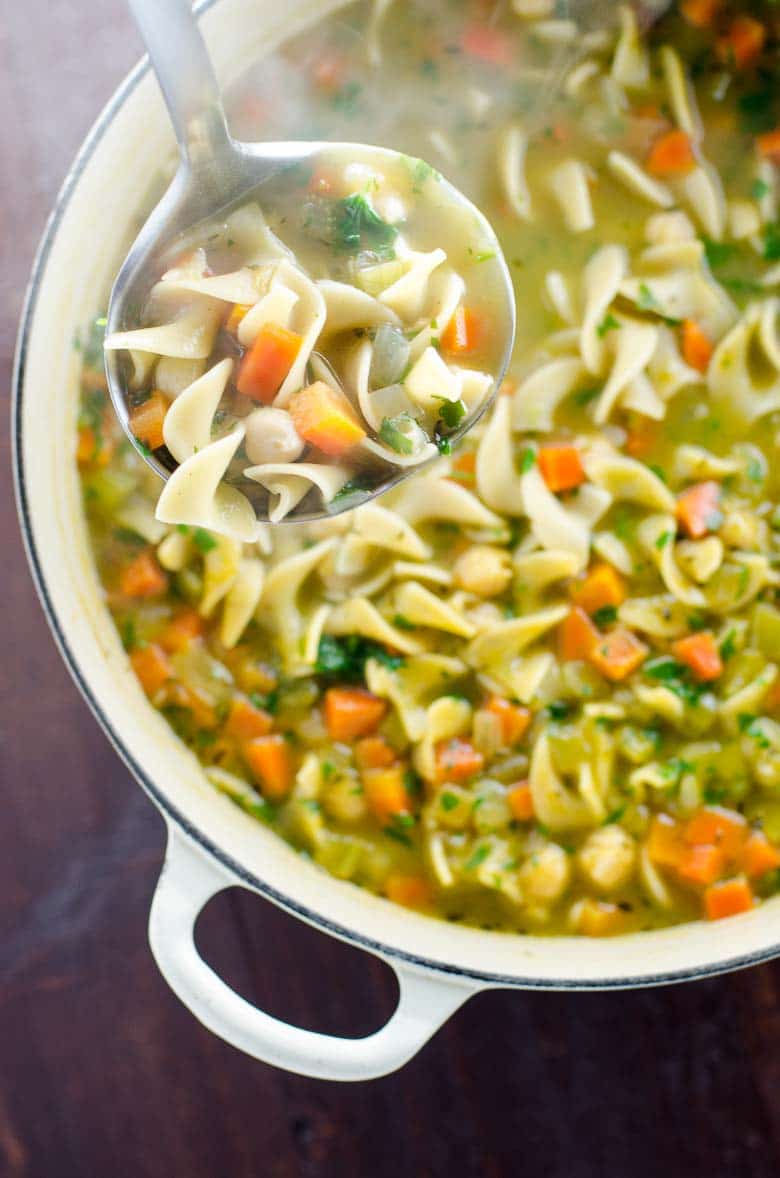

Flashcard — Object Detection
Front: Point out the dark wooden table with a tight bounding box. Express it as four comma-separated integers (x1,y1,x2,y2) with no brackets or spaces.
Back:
3,5,780,1176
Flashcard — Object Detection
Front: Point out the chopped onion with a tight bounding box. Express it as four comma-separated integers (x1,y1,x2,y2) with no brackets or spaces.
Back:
370,323,411,388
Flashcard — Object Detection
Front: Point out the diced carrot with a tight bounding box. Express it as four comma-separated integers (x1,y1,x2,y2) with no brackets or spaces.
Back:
362,765,412,821
647,814,686,869
757,128,780,162
77,426,98,465
681,319,713,374
704,876,753,920
684,806,748,860
507,781,534,822
460,22,512,65
672,632,723,683
77,423,114,467
243,734,294,800
118,550,168,598
677,843,726,886
646,129,696,177
129,391,167,451
559,606,600,662
164,681,218,730
441,306,485,355
308,169,335,196
571,563,626,616
588,628,648,682
485,696,532,746
574,899,627,937
130,643,172,697
624,422,659,459
448,450,476,485
288,381,366,456
384,873,432,908
225,695,274,741
676,481,723,539
435,738,485,784
225,303,252,335
324,686,387,742
717,15,766,70
538,445,585,493
354,735,397,770
681,0,721,27
158,607,205,653
237,322,302,403
742,831,780,878
312,52,347,93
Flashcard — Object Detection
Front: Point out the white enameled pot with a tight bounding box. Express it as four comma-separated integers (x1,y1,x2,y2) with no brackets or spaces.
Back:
13,0,780,1083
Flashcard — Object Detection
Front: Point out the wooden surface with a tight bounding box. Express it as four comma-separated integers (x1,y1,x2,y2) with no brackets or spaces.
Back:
3,5,780,1176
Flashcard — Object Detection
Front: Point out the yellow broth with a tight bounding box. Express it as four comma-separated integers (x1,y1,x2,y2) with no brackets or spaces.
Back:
79,0,780,936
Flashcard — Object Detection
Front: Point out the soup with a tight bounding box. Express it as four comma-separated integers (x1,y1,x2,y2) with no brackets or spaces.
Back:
104,146,509,526
78,0,780,935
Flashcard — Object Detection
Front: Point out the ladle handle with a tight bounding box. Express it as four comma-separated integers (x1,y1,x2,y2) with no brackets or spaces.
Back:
127,0,233,171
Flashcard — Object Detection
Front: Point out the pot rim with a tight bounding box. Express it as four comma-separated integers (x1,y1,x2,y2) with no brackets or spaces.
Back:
12,1,780,991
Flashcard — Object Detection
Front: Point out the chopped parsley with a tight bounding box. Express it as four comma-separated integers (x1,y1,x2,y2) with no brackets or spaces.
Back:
592,604,618,627
392,614,417,631
331,475,374,505
596,313,620,339
519,447,536,473
464,844,490,871
738,713,771,749
702,237,735,270
440,791,460,812
655,530,673,550
332,193,398,259
434,397,467,430
572,385,601,407
752,178,770,200
315,634,404,680
192,527,218,554
738,89,776,135
764,221,780,262
546,700,572,721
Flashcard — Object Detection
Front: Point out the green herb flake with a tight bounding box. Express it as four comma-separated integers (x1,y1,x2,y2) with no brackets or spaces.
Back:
572,386,601,407
393,614,417,631
464,844,490,871
752,178,770,200
719,629,737,660
592,605,618,627
192,528,218,554
764,222,780,262
596,313,620,339
434,397,467,430
654,530,672,550
546,700,572,721
440,791,460,812
702,237,735,270
603,805,627,826
315,634,403,681
519,447,536,473
333,192,398,258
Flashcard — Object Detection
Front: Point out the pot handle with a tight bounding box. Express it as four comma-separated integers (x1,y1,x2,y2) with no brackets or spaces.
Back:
148,825,480,1081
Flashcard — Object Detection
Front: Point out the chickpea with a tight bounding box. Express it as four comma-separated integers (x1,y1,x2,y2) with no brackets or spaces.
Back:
577,825,636,894
244,407,305,466
519,843,571,905
453,545,512,597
